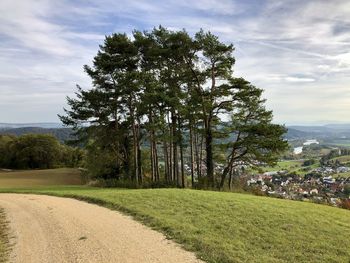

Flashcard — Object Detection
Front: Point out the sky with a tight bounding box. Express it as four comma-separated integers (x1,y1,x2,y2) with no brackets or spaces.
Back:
0,0,350,125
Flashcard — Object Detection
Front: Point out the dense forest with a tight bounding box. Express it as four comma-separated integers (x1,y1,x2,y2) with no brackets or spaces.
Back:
60,27,288,189
0,134,82,169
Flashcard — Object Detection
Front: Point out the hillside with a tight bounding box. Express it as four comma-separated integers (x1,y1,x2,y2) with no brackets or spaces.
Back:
285,127,313,139
2,186,349,263
2,122,350,143
0,127,74,142
0,123,63,129
288,124,350,138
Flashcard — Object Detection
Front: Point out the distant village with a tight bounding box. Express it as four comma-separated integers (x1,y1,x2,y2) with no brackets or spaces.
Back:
246,168,350,208
245,139,350,208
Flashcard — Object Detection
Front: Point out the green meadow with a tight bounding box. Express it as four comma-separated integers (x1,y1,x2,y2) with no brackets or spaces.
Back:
0,169,348,263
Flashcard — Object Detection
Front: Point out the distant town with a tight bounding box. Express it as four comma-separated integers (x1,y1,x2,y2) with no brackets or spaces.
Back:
245,134,350,208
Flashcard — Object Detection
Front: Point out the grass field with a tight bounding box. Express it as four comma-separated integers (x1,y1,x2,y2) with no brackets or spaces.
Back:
332,155,350,163
324,140,350,147
258,159,323,176
0,169,349,262
0,168,84,188
0,186,349,263
257,160,309,175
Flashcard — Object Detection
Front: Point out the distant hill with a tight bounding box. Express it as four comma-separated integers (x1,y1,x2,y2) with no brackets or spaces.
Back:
0,123,63,129
285,127,314,139
285,124,350,142
0,127,74,143
288,125,334,133
2,122,350,142
323,123,350,130
288,124,350,138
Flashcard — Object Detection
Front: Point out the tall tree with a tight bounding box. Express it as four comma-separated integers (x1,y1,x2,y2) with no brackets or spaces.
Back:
183,30,235,186
218,78,288,188
60,27,288,188
60,33,140,181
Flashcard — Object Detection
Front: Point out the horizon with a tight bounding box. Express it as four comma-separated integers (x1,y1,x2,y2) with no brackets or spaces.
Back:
1,1,350,124
2,121,350,127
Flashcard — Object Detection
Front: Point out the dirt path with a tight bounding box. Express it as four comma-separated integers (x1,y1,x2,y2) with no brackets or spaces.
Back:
0,194,203,263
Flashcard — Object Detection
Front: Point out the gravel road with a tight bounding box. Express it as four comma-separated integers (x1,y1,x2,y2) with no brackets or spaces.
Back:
0,194,203,263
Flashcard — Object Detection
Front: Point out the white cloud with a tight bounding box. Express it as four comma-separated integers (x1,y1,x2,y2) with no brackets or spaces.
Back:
0,0,350,123
284,77,315,83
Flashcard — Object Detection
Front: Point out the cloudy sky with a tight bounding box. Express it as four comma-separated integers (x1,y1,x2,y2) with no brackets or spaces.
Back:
1,0,350,125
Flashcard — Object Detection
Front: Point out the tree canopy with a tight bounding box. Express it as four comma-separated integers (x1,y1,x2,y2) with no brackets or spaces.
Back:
60,26,288,189
0,134,83,169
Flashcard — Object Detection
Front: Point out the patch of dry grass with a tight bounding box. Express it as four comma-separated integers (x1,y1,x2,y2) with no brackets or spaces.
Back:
0,168,83,188
0,208,10,263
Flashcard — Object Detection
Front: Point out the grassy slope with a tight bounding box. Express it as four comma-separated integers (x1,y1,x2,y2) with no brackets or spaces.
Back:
254,160,310,175
325,140,350,147
259,159,325,176
332,155,350,163
1,186,349,263
0,168,83,188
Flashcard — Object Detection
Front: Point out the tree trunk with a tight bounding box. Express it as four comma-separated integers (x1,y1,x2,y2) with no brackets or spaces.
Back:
163,140,169,182
199,127,204,179
137,123,142,183
205,118,214,186
132,118,139,185
137,147,142,183
178,118,185,188
153,139,160,181
167,113,174,182
150,139,155,181
189,122,195,187
194,124,201,179
228,167,233,190
220,166,229,189
171,110,178,185
220,153,236,189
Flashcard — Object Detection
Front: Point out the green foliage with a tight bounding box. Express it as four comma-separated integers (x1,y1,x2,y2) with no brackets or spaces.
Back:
83,141,121,179
60,26,288,188
302,159,316,166
344,184,350,196
0,134,83,169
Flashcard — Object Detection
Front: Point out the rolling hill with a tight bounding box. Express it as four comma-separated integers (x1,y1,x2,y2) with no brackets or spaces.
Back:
0,127,74,142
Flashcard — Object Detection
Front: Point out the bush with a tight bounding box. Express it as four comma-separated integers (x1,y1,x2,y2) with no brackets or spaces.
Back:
339,199,350,210
302,159,315,166
0,134,83,169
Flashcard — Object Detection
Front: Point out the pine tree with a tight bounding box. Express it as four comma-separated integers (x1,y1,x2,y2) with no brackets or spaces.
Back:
60,27,288,188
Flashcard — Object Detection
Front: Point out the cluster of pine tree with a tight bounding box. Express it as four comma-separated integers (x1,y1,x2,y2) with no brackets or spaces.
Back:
60,27,288,189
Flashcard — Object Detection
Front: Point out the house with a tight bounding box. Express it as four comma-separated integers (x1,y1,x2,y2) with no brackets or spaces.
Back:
263,171,279,176
247,178,257,186
310,189,318,195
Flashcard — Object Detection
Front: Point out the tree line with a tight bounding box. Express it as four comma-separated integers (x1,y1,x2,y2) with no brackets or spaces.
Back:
60,26,288,189
0,134,83,169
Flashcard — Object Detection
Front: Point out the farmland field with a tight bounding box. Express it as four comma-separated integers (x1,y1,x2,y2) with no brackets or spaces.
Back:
0,168,84,188
332,155,350,163
324,140,350,147
256,160,310,175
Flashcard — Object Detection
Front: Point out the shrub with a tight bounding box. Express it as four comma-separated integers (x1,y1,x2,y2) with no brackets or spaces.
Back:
339,199,350,210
